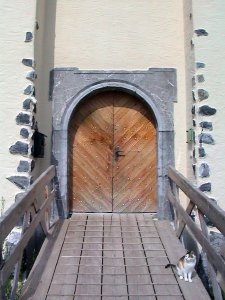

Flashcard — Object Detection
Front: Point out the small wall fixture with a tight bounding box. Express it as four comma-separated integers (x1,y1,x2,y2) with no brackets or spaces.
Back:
186,128,195,144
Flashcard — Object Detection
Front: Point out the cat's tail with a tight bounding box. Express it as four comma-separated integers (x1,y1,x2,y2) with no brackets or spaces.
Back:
165,263,176,269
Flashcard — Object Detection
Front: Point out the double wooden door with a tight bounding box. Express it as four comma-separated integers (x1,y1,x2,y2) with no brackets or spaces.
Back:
69,91,157,212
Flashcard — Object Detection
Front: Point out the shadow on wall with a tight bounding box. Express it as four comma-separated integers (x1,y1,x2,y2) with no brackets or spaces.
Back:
33,0,57,178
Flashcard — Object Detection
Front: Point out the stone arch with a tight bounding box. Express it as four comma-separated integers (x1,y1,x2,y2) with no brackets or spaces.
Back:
51,69,176,219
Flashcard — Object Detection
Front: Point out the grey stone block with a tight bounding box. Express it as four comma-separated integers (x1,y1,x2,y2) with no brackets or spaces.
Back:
22,58,34,67
196,62,205,69
16,113,30,125
24,32,33,42
20,128,29,138
199,163,210,177
200,121,213,130
26,71,37,81
23,85,34,95
198,146,206,157
7,175,30,189
9,141,28,155
199,133,215,144
199,182,211,192
23,98,32,110
195,29,208,36
17,160,30,172
197,75,205,83
198,89,209,101
199,105,216,116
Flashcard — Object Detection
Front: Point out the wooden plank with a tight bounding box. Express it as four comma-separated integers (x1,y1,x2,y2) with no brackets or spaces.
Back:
168,166,225,236
176,200,195,238
25,219,70,300
1,191,55,284
0,165,55,245
168,189,225,280
155,220,211,300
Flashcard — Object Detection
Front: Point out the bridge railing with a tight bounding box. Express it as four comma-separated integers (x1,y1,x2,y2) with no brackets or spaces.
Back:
0,165,57,300
168,165,225,299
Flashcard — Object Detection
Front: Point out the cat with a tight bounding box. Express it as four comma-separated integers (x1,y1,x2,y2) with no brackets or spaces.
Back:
165,251,196,282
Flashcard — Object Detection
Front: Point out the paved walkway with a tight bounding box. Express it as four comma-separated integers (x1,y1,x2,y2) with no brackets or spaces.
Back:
23,213,210,300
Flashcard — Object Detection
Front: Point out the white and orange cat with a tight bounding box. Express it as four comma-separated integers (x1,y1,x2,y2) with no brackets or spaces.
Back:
165,251,196,282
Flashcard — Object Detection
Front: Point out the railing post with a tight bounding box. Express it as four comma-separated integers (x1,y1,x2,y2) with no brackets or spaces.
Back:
198,210,223,300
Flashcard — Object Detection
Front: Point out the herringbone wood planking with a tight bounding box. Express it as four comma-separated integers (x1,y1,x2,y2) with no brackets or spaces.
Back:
69,91,156,212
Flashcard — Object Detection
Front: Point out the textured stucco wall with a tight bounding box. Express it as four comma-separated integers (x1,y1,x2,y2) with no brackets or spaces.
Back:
0,1,36,211
192,0,225,209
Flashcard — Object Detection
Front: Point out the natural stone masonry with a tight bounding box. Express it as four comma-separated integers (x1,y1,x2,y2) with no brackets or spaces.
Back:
194,29,208,36
16,112,31,125
23,98,32,110
197,74,205,83
26,71,37,82
198,105,216,116
23,84,34,95
198,89,209,101
200,121,213,130
24,32,33,42
196,62,205,69
22,58,35,68
9,141,28,155
20,128,29,138
6,175,30,189
17,160,30,172
199,133,215,144
199,182,211,192
198,146,206,157
199,163,210,177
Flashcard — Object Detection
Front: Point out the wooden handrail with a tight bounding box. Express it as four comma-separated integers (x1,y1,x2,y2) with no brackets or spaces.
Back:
167,165,225,299
0,165,56,300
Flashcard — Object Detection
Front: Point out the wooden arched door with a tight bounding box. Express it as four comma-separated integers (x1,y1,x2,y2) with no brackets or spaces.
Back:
68,91,157,212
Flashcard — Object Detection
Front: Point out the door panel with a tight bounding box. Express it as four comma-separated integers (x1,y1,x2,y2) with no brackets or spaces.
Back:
69,91,156,212
113,93,157,212
69,93,113,212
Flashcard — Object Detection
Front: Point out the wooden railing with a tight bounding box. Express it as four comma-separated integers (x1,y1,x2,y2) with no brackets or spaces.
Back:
168,166,225,300
0,166,57,300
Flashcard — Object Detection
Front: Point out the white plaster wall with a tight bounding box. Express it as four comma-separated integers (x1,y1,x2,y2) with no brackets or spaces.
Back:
192,0,225,210
0,0,36,211
53,0,189,177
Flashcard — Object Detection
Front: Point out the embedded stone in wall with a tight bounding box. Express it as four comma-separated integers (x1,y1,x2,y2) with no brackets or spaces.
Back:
17,160,30,172
192,91,196,101
31,160,35,171
25,32,33,42
197,75,205,83
9,141,28,155
196,62,205,69
198,89,209,101
199,163,210,177
16,113,30,125
198,146,206,157
194,29,208,36
22,58,34,67
199,182,211,192
24,85,34,95
199,133,215,144
200,121,213,130
23,98,32,110
20,128,29,138
26,71,37,82
198,105,216,116
6,175,30,189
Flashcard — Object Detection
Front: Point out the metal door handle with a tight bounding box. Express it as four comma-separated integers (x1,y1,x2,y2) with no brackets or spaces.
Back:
114,145,125,161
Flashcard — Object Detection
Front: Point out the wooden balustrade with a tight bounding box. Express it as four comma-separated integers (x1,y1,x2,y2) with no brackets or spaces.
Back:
168,166,225,300
0,166,57,300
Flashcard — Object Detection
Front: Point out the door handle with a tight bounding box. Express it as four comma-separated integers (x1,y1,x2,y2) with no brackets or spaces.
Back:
114,145,125,161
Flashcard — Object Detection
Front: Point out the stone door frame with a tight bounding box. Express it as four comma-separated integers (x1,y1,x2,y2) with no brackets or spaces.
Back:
50,69,176,219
